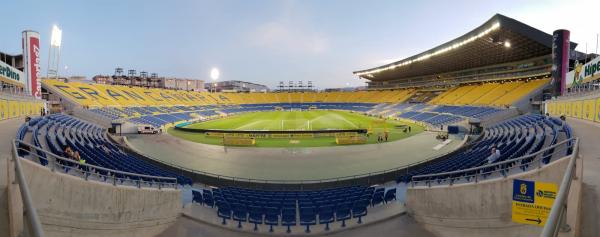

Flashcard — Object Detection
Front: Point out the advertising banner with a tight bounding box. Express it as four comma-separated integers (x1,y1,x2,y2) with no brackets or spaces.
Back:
22,31,41,99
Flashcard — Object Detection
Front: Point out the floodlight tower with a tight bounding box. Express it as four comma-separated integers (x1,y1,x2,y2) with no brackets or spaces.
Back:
210,67,220,93
47,25,62,79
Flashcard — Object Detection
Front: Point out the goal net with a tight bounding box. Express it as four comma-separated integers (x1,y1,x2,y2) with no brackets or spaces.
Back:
281,119,311,130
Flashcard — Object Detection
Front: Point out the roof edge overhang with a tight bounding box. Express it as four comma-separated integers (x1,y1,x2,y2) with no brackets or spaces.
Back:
353,14,578,78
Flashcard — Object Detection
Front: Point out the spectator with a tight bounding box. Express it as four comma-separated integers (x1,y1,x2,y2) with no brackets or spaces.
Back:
384,131,389,142
64,146,74,159
73,151,81,162
487,146,501,164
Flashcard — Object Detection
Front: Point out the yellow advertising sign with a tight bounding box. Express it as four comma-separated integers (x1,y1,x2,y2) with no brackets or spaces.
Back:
583,99,595,121
512,179,558,226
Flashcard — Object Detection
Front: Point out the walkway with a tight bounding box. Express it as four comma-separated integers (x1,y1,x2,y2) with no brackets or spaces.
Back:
567,118,600,237
0,118,28,235
125,132,464,181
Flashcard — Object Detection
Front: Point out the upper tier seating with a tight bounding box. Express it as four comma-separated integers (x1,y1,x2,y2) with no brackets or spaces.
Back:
398,114,573,183
391,104,500,126
16,114,192,185
193,185,397,233
429,79,549,106
42,79,415,108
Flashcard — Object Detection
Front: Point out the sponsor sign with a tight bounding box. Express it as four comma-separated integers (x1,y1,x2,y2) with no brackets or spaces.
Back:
512,179,557,226
22,31,41,99
0,61,24,85
567,55,600,88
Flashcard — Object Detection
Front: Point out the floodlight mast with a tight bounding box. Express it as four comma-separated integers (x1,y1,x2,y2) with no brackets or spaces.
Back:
47,25,63,79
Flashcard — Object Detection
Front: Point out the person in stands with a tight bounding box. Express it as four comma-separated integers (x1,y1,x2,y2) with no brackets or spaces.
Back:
64,146,74,159
487,146,501,164
73,151,81,162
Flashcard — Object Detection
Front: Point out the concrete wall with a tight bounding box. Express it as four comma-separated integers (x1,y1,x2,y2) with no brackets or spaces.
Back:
8,157,182,237
406,156,571,237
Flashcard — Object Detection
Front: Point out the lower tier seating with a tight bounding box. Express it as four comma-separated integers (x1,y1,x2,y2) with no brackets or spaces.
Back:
16,114,192,185
398,114,573,182
192,185,397,233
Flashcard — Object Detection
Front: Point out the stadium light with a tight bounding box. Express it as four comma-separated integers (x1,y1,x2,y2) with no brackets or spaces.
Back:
50,25,62,47
504,41,511,48
210,68,220,81
354,22,501,77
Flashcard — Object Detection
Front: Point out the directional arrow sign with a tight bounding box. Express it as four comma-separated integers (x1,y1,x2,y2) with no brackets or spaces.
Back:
511,179,557,226
525,218,542,225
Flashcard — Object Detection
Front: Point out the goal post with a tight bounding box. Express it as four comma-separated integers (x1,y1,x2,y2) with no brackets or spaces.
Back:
281,119,311,131
368,118,388,134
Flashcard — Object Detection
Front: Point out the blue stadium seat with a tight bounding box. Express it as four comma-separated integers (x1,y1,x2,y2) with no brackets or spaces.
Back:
300,207,316,233
335,202,351,227
281,208,296,233
318,205,334,231
248,205,263,231
264,207,279,232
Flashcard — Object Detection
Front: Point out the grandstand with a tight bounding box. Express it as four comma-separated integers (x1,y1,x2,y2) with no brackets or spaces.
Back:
1,11,594,237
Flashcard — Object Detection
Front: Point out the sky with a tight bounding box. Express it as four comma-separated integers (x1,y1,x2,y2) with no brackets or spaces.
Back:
1,0,599,89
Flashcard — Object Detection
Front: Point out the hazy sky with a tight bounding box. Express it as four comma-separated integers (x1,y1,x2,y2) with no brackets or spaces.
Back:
2,0,598,89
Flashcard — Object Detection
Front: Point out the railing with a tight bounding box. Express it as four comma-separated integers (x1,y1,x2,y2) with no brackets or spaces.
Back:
541,138,580,237
13,139,178,189
11,139,45,237
410,137,576,187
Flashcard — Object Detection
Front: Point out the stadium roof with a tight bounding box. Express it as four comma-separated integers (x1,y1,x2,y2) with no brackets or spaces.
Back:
353,14,578,81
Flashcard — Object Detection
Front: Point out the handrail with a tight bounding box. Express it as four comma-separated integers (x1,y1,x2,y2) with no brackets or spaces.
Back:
411,137,575,182
11,140,45,237
541,138,580,237
14,139,178,188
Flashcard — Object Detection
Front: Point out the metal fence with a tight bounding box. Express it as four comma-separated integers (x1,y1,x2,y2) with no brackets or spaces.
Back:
410,137,576,187
541,138,580,237
13,139,178,189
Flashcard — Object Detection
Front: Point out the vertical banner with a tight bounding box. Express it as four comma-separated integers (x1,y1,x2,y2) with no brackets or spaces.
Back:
573,100,583,119
0,99,7,120
565,102,572,116
22,31,41,99
596,97,600,122
551,30,570,96
583,99,595,121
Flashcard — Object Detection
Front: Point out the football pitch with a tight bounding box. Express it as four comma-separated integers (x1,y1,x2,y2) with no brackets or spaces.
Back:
168,110,424,147
186,110,381,130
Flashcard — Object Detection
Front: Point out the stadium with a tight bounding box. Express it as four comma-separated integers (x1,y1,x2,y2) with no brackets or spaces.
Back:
1,3,599,237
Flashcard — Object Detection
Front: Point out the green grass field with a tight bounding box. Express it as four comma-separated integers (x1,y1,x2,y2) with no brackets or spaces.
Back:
168,110,423,147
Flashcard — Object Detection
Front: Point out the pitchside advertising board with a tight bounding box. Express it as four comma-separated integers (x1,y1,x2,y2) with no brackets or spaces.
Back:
22,30,41,99
0,60,24,86
512,179,558,226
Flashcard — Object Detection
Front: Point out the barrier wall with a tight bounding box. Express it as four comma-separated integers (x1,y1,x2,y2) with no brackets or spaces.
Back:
545,94,600,123
8,157,181,237
0,95,45,121
406,155,577,237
